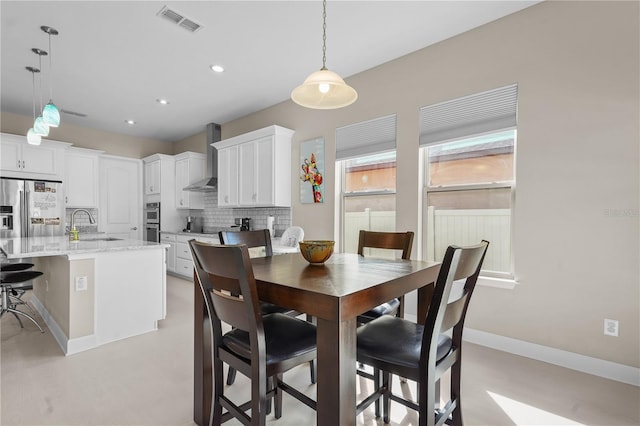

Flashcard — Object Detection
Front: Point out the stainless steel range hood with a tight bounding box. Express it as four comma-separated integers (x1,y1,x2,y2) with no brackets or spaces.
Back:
183,123,221,192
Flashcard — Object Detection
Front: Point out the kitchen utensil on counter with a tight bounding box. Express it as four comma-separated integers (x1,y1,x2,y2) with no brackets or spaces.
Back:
241,218,251,231
183,216,203,233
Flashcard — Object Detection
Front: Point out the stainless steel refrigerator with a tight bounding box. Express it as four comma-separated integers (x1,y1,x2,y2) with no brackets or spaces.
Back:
0,177,65,238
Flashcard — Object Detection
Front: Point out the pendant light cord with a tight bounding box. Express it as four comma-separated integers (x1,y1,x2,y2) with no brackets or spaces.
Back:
31,70,37,120
37,53,44,112
321,0,327,70
48,32,53,100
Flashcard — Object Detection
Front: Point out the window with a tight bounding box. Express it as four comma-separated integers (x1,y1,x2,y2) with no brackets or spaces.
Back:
420,85,517,278
336,115,397,254
341,152,397,254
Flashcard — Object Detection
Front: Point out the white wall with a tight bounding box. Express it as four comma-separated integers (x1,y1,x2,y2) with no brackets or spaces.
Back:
222,1,639,368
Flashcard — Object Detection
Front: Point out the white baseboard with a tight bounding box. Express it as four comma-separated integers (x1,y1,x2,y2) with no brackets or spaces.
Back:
464,328,640,387
30,295,96,356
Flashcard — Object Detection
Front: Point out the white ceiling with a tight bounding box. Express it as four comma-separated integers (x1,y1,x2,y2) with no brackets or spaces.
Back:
1,1,540,142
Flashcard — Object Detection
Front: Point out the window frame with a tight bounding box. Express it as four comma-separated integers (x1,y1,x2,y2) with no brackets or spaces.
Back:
421,129,516,280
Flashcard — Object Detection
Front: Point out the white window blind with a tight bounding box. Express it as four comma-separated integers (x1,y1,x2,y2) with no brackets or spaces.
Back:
419,84,518,146
336,114,396,160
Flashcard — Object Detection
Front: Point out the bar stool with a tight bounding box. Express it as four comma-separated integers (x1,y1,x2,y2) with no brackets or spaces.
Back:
1,263,36,308
1,263,45,333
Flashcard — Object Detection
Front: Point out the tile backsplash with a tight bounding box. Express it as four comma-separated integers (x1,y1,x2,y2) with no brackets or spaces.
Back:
200,190,291,237
65,208,99,233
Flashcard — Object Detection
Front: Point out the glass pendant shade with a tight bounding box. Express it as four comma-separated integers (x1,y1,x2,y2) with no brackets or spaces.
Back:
43,101,60,127
33,116,49,136
291,68,358,109
27,128,42,145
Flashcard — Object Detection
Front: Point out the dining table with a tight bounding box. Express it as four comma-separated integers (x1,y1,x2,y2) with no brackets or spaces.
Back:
193,252,441,426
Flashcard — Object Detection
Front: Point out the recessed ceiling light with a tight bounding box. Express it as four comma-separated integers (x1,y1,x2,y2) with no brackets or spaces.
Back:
156,98,169,105
125,119,136,125
210,65,224,73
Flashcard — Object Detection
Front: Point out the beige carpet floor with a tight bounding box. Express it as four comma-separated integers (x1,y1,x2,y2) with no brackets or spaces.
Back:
1,274,638,425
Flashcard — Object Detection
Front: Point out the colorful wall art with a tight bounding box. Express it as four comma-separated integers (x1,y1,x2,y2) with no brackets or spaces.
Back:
300,137,325,203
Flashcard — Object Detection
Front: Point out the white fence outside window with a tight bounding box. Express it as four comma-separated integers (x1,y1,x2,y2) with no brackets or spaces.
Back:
344,207,511,272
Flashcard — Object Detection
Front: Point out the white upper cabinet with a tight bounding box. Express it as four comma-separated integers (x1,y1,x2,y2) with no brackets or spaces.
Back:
174,152,205,210
144,158,161,195
217,145,238,208
0,133,69,179
213,125,293,208
64,147,103,208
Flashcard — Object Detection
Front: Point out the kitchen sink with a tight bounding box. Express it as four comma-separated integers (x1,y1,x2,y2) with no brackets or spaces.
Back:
80,237,123,242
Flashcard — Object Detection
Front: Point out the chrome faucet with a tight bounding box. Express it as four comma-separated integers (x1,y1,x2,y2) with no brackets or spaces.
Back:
70,209,96,231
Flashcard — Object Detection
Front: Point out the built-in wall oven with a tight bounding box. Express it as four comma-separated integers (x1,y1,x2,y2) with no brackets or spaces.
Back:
144,202,160,243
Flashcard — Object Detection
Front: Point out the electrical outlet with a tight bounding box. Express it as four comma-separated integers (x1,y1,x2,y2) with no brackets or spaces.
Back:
604,318,619,336
75,276,88,292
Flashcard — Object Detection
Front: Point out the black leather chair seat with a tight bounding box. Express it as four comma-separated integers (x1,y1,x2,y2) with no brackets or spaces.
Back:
223,312,317,365
1,271,43,285
357,298,401,323
357,315,452,370
1,263,34,272
260,301,297,316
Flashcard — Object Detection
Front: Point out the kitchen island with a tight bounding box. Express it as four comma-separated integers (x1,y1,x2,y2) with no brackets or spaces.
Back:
0,236,168,355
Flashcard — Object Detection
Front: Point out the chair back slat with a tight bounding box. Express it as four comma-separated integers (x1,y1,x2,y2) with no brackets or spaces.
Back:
189,240,262,333
421,240,489,365
219,229,273,257
441,292,469,332
357,230,414,259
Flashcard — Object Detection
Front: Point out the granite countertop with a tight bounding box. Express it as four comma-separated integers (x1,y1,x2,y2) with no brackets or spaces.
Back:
162,227,240,237
0,235,168,259
160,230,299,254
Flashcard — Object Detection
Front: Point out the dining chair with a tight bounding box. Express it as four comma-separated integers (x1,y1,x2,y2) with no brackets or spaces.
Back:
218,229,316,386
356,240,489,426
357,230,415,323
189,240,317,426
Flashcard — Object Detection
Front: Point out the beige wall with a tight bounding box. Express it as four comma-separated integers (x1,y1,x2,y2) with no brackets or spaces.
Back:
222,2,640,367
1,111,172,158
172,130,206,155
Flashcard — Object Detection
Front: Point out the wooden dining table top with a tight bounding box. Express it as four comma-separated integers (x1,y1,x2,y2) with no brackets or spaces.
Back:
250,252,440,321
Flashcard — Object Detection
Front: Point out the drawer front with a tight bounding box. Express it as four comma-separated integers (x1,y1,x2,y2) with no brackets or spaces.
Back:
176,234,192,243
176,258,194,277
196,237,219,245
161,233,177,242
176,242,192,260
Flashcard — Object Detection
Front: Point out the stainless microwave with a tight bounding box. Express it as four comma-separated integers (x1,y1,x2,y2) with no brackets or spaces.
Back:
144,202,160,224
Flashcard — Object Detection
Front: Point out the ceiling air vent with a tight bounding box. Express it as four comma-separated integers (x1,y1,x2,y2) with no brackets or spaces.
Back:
60,109,87,118
157,6,202,33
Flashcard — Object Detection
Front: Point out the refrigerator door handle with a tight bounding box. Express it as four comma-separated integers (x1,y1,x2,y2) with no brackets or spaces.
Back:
19,190,26,238
24,190,30,239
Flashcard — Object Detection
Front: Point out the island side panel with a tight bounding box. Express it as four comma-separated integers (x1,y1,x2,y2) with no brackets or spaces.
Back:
90,247,165,346
33,256,97,355
68,258,96,338
32,256,73,337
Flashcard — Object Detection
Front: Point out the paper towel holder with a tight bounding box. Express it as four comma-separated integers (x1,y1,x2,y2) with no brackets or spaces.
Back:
267,216,275,236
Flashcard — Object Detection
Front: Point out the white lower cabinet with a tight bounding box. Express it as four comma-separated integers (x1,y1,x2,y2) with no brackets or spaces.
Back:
175,238,193,277
164,233,219,278
161,233,176,273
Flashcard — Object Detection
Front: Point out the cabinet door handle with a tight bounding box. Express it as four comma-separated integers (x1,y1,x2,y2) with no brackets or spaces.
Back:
131,227,138,231
22,160,25,169
65,196,68,204
17,160,21,168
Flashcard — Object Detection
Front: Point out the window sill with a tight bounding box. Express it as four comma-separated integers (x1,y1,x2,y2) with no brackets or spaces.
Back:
477,276,518,290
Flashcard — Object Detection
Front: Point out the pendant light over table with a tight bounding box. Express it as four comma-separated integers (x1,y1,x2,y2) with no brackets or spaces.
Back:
291,0,357,109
